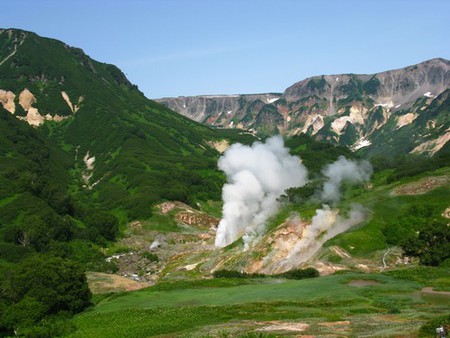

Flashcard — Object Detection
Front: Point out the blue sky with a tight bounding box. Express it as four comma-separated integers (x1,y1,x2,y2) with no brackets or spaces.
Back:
1,0,449,98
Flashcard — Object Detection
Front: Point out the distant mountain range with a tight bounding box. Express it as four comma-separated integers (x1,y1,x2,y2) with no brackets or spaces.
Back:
156,58,450,157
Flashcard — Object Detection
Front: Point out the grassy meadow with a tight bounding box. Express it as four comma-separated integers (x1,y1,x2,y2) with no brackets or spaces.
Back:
70,271,449,337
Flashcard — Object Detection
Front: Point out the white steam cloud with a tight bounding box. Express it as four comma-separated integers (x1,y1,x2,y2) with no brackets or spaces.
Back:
286,204,366,265
321,156,372,203
215,136,308,248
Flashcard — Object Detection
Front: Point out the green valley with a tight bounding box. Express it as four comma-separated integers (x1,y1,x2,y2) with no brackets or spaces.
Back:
0,28,448,337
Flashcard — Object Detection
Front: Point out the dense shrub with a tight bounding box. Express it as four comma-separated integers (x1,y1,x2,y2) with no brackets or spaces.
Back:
401,219,450,266
213,268,319,280
0,255,91,335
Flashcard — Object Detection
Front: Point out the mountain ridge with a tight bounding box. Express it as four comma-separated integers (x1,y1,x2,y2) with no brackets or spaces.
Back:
156,58,450,157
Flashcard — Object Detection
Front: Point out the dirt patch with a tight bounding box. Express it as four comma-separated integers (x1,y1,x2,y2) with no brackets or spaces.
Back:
347,279,381,287
61,91,83,113
392,176,449,195
207,139,229,153
396,112,417,129
176,211,219,228
421,287,450,296
442,207,450,219
319,320,351,327
158,201,191,214
19,88,36,111
0,89,15,113
319,320,351,332
255,321,309,332
86,272,150,294
411,131,450,155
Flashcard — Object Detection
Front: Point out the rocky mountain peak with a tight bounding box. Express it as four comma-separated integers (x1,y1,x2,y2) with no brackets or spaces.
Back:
157,58,450,157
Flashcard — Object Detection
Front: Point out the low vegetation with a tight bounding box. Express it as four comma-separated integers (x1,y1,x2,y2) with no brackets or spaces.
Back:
213,268,319,280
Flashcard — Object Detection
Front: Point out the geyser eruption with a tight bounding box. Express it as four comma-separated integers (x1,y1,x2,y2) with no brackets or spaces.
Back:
215,136,308,248
321,156,372,203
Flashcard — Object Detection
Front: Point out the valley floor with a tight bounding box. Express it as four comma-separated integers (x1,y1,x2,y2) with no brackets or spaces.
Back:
71,272,449,337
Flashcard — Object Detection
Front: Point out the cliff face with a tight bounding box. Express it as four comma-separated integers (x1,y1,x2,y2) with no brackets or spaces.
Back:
157,58,450,156
156,93,282,130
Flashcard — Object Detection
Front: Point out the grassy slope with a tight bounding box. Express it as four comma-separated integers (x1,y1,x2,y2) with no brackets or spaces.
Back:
70,272,448,337
327,166,450,257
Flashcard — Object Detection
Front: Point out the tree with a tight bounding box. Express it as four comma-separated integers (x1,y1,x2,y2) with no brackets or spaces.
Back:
0,255,91,335
402,220,450,266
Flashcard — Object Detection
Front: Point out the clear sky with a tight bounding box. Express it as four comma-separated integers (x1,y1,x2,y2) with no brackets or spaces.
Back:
1,0,449,98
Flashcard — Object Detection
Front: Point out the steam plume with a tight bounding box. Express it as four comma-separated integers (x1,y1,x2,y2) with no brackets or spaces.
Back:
286,203,365,264
215,136,308,248
321,156,372,203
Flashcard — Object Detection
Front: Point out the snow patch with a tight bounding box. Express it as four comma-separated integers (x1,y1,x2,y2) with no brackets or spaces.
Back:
394,104,401,109
424,92,435,98
267,97,279,104
375,101,394,109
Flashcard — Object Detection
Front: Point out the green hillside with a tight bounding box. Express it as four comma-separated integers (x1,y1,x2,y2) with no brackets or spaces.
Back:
0,28,448,337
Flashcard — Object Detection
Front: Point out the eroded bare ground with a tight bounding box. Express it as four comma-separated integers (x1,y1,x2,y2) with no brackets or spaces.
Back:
184,315,426,337
86,272,149,294
100,202,220,287
392,175,449,195
99,200,407,289
442,206,450,219
421,287,450,296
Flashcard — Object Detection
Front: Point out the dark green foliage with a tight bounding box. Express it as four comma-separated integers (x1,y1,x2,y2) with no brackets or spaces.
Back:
339,121,359,146
401,219,450,266
213,268,319,280
280,268,320,279
254,105,284,136
142,251,159,262
285,134,354,174
381,154,450,183
419,314,450,337
0,255,91,335
362,76,381,95
306,76,327,92
384,266,450,285
283,183,317,203
381,204,437,246
339,75,363,102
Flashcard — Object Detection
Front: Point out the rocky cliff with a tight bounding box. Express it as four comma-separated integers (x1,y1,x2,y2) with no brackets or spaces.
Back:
157,58,450,156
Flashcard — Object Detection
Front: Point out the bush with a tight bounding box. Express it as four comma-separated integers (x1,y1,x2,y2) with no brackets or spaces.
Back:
142,252,159,262
213,268,319,280
0,255,91,334
419,314,450,337
401,220,450,266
